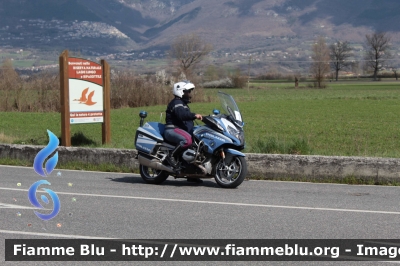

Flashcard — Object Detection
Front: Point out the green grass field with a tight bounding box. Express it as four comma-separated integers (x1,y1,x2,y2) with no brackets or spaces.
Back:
11,60,34,68
1,80,400,158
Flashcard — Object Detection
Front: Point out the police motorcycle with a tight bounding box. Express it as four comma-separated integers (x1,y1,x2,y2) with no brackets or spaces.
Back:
134,91,246,188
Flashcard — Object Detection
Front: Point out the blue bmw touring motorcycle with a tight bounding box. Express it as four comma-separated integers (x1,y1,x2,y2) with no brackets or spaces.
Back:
134,92,247,188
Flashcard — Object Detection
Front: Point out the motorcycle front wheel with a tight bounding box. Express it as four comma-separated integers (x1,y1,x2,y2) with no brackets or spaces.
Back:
139,164,169,184
214,156,247,188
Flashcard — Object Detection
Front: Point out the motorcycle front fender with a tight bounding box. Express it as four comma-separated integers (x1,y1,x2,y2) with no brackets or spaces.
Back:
219,148,246,167
223,148,245,157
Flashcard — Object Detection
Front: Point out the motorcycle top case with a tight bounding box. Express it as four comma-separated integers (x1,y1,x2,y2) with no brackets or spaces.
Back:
135,122,165,154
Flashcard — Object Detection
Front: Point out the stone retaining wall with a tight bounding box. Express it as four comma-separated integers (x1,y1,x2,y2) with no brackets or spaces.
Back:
1,144,400,182
246,153,400,182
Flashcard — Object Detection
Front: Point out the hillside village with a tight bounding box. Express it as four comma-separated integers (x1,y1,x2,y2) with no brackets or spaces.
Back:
1,19,129,43
1,0,400,77
0,16,399,76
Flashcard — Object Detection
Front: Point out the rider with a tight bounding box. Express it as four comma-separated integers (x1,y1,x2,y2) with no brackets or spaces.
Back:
164,81,203,180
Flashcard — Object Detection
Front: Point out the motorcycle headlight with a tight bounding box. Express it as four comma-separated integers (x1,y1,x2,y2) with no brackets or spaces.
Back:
216,122,224,132
227,126,243,144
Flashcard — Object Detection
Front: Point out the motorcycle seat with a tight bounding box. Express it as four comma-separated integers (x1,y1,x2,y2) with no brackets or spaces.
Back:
149,123,177,145
146,122,193,146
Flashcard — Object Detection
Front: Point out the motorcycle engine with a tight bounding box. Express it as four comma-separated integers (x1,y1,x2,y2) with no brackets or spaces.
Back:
182,149,196,163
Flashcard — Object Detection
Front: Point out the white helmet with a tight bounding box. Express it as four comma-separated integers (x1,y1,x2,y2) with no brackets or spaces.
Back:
173,80,195,98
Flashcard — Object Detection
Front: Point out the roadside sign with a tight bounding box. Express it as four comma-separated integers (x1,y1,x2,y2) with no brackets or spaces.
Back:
59,50,111,146
68,58,104,124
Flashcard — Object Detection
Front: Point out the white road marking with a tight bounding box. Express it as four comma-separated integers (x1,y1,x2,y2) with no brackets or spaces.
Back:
0,229,115,239
3,164,400,188
0,203,39,210
1,187,400,215
0,165,129,175
0,231,219,248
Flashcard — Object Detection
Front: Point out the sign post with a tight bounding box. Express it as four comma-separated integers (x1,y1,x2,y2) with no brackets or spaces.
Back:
101,60,111,144
59,50,71,147
59,50,111,146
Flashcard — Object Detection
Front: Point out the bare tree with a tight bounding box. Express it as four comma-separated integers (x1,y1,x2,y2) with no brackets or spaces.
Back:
364,32,392,81
350,61,361,79
392,67,399,80
0,59,21,111
330,41,353,81
169,33,213,78
0,59,19,85
310,37,330,88
247,56,252,91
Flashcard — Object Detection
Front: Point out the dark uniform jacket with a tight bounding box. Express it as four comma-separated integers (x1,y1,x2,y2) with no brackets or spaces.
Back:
166,97,196,133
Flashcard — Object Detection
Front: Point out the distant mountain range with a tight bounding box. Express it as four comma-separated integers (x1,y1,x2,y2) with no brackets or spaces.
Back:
1,0,400,54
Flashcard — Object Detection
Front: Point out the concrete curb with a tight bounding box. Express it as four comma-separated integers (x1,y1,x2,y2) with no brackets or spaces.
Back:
1,144,400,182
246,153,400,182
0,144,139,170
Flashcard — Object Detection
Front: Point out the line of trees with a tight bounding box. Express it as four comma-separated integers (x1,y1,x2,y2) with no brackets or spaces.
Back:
168,31,395,90
311,32,393,87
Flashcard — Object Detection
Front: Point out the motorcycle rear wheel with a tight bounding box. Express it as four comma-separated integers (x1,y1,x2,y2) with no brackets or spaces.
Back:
139,164,169,184
214,156,247,188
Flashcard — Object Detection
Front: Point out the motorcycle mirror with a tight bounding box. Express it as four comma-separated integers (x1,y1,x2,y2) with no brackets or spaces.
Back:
139,111,147,118
139,111,147,127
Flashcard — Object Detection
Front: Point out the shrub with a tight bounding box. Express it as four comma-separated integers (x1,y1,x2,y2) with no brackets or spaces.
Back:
230,68,247,88
0,62,209,112
202,78,234,88
0,65,59,112
110,70,206,108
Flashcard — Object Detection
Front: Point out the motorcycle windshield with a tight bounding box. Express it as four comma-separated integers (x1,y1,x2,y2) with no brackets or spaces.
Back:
218,91,243,123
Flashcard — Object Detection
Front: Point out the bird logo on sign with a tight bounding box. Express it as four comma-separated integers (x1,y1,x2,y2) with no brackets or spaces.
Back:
73,87,89,103
73,88,97,106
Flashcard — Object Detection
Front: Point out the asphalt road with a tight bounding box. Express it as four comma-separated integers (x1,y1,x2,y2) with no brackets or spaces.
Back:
1,165,400,266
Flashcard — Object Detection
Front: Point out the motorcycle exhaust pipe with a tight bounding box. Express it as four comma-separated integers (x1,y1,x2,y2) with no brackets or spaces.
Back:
138,155,175,173
194,163,207,175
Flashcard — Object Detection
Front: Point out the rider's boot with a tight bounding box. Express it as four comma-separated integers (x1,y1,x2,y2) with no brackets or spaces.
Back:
165,145,182,169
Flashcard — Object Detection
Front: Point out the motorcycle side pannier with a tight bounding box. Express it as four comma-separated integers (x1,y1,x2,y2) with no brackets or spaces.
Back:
134,122,165,154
